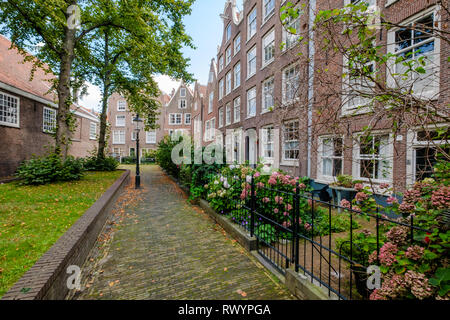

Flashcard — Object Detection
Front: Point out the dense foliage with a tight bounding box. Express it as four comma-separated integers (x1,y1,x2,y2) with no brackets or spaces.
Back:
82,155,119,171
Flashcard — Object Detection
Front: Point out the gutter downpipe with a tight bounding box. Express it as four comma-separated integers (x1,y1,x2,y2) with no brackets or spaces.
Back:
307,0,317,178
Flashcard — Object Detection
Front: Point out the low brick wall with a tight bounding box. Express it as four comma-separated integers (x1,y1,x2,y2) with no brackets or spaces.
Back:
1,169,130,300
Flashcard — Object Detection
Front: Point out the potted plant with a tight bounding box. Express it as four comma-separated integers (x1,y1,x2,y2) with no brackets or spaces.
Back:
329,175,362,212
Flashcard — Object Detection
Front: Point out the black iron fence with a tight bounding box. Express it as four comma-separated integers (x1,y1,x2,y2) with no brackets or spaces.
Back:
220,174,433,300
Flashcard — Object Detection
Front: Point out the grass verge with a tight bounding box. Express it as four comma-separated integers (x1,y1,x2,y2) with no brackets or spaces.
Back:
0,170,123,298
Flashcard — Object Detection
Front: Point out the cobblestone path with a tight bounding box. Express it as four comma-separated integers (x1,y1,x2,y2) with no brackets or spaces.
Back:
72,165,294,300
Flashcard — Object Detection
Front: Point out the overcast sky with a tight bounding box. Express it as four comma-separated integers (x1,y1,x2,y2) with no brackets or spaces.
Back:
80,0,228,112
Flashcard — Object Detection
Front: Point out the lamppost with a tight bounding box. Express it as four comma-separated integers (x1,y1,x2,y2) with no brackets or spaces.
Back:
132,114,143,189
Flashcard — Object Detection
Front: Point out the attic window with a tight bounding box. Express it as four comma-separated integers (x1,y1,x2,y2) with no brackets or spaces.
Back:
180,88,186,97
226,23,232,41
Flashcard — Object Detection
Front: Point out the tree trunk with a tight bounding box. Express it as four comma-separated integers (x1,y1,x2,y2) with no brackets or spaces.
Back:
97,31,110,159
55,5,77,159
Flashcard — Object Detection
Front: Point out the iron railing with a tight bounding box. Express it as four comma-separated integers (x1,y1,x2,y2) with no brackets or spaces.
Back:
219,174,433,300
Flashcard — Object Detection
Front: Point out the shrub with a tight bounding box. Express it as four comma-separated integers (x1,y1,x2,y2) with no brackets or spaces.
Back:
16,153,85,185
155,135,181,178
83,155,119,171
121,156,137,164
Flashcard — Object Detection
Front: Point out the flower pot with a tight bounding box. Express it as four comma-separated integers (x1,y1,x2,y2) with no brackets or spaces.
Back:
350,264,372,299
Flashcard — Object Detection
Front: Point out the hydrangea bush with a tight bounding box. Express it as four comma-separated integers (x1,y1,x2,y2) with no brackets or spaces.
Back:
339,175,450,300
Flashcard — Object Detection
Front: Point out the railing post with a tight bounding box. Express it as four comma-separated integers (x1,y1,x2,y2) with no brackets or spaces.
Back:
250,175,255,237
293,182,300,272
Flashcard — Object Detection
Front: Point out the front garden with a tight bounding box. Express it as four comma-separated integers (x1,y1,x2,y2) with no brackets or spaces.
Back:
156,136,450,300
0,155,123,297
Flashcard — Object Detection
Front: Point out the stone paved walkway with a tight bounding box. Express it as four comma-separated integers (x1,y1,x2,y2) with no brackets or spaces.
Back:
71,165,294,300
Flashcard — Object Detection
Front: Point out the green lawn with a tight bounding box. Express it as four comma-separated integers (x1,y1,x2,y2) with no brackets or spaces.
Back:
0,170,123,298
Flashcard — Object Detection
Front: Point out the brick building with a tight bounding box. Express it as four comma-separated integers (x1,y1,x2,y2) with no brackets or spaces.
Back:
107,91,171,160
195,0,449,193
0,35,99,178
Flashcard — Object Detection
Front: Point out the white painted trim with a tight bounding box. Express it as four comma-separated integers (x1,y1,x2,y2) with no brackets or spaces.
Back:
0,90,20,128
42,106,57,133
0,81,56,108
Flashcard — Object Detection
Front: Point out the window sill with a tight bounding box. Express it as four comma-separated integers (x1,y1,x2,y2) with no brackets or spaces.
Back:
261,12,275,29
246,73,256,81
280,160,299,167
261,59,275,71
261,109,273,115
246,34,256,45
246,115,256,120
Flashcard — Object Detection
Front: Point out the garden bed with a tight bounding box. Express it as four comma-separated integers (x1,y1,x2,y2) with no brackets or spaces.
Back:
0,170,124,298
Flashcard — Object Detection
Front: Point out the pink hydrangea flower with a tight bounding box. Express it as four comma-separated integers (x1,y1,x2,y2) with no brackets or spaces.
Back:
285,203,293,211
355,192,369,202
254,172,261,178
405,245,424,261
274,208,279,214
387,196,398,205
340,199,351,209
268,177,277,185
354,183,364,191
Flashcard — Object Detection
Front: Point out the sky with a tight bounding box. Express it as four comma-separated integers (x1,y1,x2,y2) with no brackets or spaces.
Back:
80,0,229,112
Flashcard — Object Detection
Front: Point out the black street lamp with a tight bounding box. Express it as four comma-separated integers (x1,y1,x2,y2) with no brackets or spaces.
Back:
132,114,143,189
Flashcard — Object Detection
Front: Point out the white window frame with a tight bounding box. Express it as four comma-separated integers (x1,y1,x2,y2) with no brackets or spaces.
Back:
219,78,224,100
282,120,300,164
234,34,241,55
226,72,232,95
116,115,126,127
185,113,191,125
219,55,224,72
225,103,231,126
263,0,275,22
113,130,125,145
261,125,275,161
0,91,20,128
43,106,57,133
317,136,344,182
169,113,182,125
117,100,126,111
218,108,224,128
247,87,256,119
352,132,394,184
226,23,232,42
282,63,300,104
234,62,241,89
180,88,186,97
247,46,257,78
89,122,97,140
247,7,257,41
179,99,187,109
208,92,214,113
386,6,440,100
146,131,156,144
234,97,241,123
226,46,232,66
406,124,450,186
262,77,274,113
282,7,301,50
262,29,275,67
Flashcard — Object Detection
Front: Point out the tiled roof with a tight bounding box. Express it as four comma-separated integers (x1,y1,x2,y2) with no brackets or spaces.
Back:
0,35,57,103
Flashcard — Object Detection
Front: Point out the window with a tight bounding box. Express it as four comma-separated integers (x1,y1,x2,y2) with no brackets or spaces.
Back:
320,137,343,178
247,46,257,78
226,46,232,66
205,118,216,141
226,72,232,95
185,113,191,125
234,34,241,54
0,91,19,127
234,97,241,123
263,0,275,21
357,134,391,181
247,7,257,40
205,120,211,142
146,131,156,144
389,11,439,97
180,88,186,97
219,78,224,100
117,100,126,111
226,23,232,42
262,29,275,66
226,103,231,125
283,10,301,50
234,62,241,89
343,58,375,112
116,115,126,127
219,108,224,128
262,126,274,159
89,122,97,140
43,107,56,133
209,92,214,113
283,64,300,103
169,113,182,125
209,71,214,83
113,130,125,144
130,148,136,157
407,127,449,184
247,87,256,118
262,77,274,113
113,147,123,156
179,99,187,109
132,131,137,141
219,55,224,72
194,101,198,111
283,121,300,160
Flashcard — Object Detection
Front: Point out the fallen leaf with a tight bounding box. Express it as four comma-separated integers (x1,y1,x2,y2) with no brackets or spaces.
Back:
109,282,115,287
224,268,228,272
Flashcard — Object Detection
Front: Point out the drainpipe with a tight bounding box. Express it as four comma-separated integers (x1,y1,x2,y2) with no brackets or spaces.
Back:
307,0,316,178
